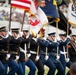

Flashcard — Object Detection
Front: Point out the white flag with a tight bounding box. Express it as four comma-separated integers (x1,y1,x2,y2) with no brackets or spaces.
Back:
29,7,48,36
29,15,42,36
36,7,48,26
68,2,76,26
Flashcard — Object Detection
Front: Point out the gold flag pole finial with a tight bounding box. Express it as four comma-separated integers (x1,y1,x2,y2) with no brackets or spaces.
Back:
53,0,57,5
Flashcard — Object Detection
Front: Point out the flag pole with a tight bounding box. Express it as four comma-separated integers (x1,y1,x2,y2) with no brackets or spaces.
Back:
36,45,39,57
21,11,25,31
9,0,12,31
66,21,69,59
45,25,49,57
53,0,59,60
56,21,59,61
5,0,8,5
66,1,69,58
46,47,48,57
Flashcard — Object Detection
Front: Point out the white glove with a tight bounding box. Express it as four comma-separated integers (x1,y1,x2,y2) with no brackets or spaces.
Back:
26,35,29,38
56,55,60,60
43,37,46,40
45,34,48,37
16,55,19,60
6,54,10,59
67,35,70,39
27,53,31,58
20,32,23,37
8,31,11,35
35,56,39,61
33,37,37,42
37,34,40,38
54,38,57,42
45,55,49,60
65,58,70,62
57,36,60,41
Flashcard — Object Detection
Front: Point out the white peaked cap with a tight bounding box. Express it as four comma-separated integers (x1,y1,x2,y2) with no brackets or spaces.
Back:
11,22,21,29
23,24,30,31
58,31,66,35
70,33,76,36
47,25,56,34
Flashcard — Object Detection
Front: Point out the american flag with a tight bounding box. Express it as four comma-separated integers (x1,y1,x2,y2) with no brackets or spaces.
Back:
11,0,31,11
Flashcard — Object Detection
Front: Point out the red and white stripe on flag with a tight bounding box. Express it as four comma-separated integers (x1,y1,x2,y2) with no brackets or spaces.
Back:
11,0,31,10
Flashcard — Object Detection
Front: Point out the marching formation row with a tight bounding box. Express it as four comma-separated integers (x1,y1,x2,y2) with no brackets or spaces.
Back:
0,0,76,75
0,26,76,75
